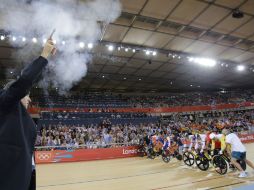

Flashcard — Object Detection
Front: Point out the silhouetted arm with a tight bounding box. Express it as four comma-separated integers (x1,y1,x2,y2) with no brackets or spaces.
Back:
0,56,48,110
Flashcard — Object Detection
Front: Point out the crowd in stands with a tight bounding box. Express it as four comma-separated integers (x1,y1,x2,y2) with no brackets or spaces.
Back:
127,90,254,108
41,112,149,119
38,112,158,126
31,90,254,108
35,109,254,150
32,89,254,150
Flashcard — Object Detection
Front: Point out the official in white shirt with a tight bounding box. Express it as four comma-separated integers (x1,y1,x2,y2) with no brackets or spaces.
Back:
222,129,254,178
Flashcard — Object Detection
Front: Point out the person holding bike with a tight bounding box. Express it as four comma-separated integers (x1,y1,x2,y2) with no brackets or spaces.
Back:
222,129,254,178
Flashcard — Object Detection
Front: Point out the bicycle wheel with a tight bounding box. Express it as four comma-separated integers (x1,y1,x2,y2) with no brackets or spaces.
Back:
138,147,146,157
195,155,209,171
148,148,156,159
162,151,170,163
183,152,195,166
213,155,228,175
176,154,183,161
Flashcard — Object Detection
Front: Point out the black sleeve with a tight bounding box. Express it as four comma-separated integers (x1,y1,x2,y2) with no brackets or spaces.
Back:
0,56,48,109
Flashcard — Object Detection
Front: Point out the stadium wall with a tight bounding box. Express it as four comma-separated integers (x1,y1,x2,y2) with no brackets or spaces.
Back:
35,133,254,164
29,102,254,114
35,146,139,164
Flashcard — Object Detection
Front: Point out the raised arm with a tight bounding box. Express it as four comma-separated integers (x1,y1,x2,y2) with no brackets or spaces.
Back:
0,39,56,110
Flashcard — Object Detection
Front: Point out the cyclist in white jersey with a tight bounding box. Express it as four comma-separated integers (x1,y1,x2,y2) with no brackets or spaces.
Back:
188,134,206,153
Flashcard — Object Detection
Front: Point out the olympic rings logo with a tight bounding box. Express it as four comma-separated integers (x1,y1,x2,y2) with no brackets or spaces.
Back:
37,153,52,161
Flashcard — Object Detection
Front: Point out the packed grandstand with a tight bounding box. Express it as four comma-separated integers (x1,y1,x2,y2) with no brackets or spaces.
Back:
32,90,254,150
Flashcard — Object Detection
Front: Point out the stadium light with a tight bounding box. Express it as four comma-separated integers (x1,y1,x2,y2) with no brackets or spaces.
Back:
108,45,114,51
132,49,136,53
32,37,37,43
125,48,128,52
145,50,150,55
87,43,93,49
22,37,26,42
79,42,85,48
237,65,245,71
42,38,47,44
0,35,5,40
62,41,66,45
12,36,17,41
188,57,216,67
152,51,157,56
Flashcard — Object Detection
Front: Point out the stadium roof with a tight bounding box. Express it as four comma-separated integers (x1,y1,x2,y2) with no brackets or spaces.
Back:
1,0,254,92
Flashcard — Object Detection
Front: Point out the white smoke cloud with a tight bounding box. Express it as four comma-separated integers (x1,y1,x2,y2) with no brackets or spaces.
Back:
0,0,121,93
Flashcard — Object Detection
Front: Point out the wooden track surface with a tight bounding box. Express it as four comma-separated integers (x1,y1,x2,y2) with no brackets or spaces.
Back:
37,143,254,190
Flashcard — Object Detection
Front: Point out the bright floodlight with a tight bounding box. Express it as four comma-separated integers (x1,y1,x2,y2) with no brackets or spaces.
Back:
12,36,16,41
125,48,128,52
108,45,114,51
88,43,93,49
189,57,216,67
79,42,85,48
132,49,136,53
152,51,157,56
145,50,150,55
0,35,5,40
32,37,37,43
237,65,245,71
43,38,47,44
22,37,26,42
62,41,66,45
188,57,194,62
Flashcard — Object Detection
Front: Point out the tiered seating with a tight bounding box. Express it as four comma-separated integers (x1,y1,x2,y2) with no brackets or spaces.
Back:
32,90,254,128
38,112,159,126
32,90,254,108
33,94,130,108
